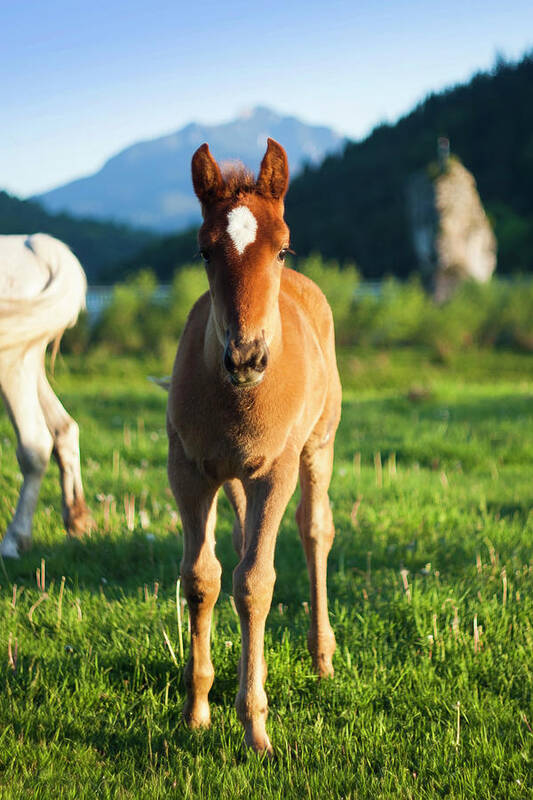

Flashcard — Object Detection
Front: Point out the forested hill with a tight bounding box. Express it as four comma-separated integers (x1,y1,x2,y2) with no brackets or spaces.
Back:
0,191,154,282
285,53,533,278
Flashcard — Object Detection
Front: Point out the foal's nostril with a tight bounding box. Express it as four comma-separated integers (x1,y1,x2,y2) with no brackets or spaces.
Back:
224,346,238,374
255,350,268,372
223,338,269,378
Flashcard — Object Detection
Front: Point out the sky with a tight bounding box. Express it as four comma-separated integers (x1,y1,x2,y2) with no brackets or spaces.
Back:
1,0,532,197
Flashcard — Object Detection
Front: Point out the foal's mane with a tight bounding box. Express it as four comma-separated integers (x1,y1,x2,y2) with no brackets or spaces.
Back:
219,161,257,199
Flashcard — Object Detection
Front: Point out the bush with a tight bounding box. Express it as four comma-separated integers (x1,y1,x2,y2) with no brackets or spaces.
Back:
348,276,533,356
88,266,207,358
297,254,360,343
169,264,208,334
93,271,157,354
61,310,91,355
492,279,533,350
349,277,427,347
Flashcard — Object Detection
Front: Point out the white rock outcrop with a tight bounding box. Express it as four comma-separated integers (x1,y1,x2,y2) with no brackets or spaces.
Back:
408,154,497,301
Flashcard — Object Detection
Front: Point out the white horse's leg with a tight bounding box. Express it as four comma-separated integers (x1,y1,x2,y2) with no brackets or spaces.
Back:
0,347,53,558
38,368,91,537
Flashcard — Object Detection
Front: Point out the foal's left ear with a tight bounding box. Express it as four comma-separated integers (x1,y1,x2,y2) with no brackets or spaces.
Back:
191,143,224,207
256,138,289,200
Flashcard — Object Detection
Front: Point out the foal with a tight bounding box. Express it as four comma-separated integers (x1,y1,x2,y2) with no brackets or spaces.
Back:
0,233,91,558
167,139,341,753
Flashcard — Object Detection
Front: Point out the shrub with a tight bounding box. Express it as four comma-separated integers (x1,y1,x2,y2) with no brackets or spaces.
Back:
61,310,91,355
93,271,156,354
297,254,360,343
169,264,208,334
349,277,427,347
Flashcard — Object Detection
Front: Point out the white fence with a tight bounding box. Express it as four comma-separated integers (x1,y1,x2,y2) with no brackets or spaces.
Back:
86,285,174,321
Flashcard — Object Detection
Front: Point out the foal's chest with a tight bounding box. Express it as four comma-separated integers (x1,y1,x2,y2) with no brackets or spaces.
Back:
169,376,300,482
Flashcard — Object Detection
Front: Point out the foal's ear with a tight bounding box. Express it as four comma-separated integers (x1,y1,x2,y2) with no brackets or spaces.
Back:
256,138,289,200
191,143,224,207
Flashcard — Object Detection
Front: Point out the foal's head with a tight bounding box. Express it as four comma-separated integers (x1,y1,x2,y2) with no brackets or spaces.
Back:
192,138,290,387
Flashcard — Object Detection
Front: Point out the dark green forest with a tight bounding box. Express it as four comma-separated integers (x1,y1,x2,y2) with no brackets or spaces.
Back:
110,53,533,282
99,226,199,282
285,53,533,278
0,191,153,282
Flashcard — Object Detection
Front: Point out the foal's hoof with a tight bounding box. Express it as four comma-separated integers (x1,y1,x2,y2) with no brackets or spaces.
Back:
312,647,335,677
244,729,274,758
316,659,334,678
309,630,336,678
183,701,211,729
65,502,94,539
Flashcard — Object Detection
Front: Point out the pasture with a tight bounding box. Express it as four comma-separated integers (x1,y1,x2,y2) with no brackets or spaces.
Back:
1,347,532,798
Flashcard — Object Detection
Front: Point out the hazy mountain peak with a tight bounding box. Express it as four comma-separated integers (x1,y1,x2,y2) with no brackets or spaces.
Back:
37,107,345,232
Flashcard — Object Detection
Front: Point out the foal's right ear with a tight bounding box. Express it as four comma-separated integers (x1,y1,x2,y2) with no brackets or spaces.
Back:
256,138,289,201
191,143,224,207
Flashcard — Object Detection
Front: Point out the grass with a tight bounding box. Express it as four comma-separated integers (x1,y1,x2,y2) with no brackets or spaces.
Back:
0,346,532,798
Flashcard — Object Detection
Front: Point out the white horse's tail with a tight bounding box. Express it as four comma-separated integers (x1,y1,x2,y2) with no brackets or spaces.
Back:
0,234,87,352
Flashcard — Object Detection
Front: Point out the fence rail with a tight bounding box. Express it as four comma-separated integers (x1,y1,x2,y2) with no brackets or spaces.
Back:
86,285,174,320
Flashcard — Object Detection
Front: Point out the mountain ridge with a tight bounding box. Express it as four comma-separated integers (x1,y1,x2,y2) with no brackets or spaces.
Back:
36,106,345,232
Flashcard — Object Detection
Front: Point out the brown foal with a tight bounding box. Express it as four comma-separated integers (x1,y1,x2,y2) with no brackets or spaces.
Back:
166,138,341,754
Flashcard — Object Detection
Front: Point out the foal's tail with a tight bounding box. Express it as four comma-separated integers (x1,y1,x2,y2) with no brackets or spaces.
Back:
0,233,87,353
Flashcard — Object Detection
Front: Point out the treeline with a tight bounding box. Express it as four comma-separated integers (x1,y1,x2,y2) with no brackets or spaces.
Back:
63,257,533,359
285,53,533,278
0,191,153,282
110,53,533,284
98,226,199,282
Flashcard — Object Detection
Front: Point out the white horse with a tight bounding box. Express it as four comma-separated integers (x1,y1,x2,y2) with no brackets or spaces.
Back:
0,233,91,558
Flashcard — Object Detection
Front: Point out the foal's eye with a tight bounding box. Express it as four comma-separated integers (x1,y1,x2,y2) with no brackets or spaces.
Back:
278,248,289,261
199,248,210,263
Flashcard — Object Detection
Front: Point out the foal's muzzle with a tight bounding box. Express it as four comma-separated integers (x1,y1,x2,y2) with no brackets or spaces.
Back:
223,334,269,387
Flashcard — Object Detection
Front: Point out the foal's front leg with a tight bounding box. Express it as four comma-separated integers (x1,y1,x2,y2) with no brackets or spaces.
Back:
167,427,221,728
233,455,299,754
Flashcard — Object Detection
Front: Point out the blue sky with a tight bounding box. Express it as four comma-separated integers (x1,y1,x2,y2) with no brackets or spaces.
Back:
1,0,532,196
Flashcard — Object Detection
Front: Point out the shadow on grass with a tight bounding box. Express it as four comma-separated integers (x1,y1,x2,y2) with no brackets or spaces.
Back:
486,499,533,523
2,511,311,607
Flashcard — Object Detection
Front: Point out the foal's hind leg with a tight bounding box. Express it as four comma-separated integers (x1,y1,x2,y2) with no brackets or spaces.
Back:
38,369,91,537
0,348,53,558
168,425,222,728
296,439,337,677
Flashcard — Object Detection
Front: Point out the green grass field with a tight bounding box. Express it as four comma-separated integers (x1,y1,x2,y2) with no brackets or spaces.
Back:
1,347,532,799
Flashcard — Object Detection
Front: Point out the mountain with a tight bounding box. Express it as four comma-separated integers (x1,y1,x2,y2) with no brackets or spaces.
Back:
36,107,345,232
285,53,533,277
0,191,154,282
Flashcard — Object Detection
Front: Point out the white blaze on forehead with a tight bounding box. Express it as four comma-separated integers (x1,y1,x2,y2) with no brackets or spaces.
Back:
227,206,258,255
